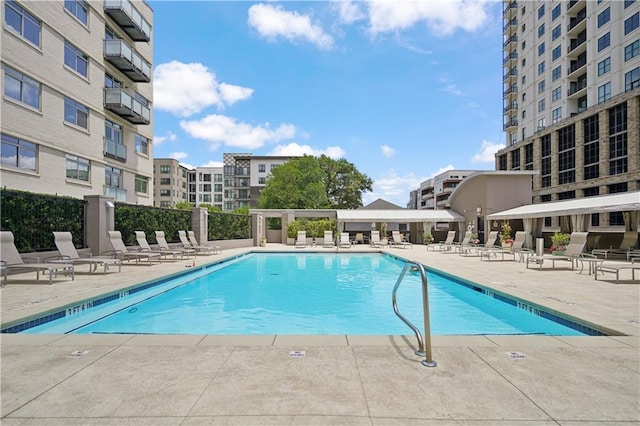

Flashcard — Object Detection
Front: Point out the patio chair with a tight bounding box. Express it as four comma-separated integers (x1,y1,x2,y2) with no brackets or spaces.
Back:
369,230,387,248
595,258,640,283
50,231,121,274
339,232,352,248
391,231,412,248
461,231,499,257
526,231,589,270
427,231,456,251
188,230,221,254
295,230,307,248
450,231,473,253
480,231,532,262
178,231,218,255
592,231,638,259
155,231,196,258
323,230,335,248
135,231,182,260
105,231,162,264
1,231,74,285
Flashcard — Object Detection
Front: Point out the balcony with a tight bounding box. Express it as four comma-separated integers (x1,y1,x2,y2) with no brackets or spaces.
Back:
104,39,151,83
503,68,517,83
567,30,587,56
104,0,151,42
568,54,587,76
104,138,127,162
567,8,586,35
503,85,518,97
503,1,517,17
567,75,587,98
503,51,517,66
104,88,150,125
104,186,127,202
503,34,518,48
503,118,518,130
567,0,585,12
503,102,517,113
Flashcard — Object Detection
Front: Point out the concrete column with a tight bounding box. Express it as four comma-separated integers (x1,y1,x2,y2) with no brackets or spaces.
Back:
191,208,208,244
84,195,114,256
250,213,263,246
281,212,295,243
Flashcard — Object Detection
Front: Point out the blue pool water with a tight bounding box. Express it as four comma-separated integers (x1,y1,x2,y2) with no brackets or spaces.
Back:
22,253,590,335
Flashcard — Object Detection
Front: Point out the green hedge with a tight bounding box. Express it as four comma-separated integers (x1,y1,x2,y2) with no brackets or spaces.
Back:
286,218,337,238
114,203,192,246
208,212,251,240
0,189,85,252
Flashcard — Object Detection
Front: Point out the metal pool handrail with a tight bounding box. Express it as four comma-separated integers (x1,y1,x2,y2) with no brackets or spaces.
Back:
392,261,437,367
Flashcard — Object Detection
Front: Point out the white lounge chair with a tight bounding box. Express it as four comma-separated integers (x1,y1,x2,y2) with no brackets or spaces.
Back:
451,231,473,253
595,258,640,283
369,230,387,248
480,231,532,262
106,231,162,264
178,231,218,255
1,231,74,285
323,230,335,248
592,231,638,259
51,231,121,274
135,231,183,260
188,230,221,254
427,231,456,251
295,231,307,248
391,231,412,248
339,232,352,248
155,231,195,258
526,232,589,270
462,231,499,257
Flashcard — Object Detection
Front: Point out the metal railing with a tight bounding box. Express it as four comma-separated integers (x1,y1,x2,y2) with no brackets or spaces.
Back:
392,261,436,367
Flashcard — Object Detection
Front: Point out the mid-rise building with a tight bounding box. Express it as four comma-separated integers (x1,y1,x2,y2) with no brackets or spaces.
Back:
409,170,476,210
192,166,224,210
497,0,640,228
1,0,154,204
153,158,189,208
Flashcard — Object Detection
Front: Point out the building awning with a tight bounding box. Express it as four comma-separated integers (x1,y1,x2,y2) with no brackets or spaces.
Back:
487,191,640,220
337,209,465,223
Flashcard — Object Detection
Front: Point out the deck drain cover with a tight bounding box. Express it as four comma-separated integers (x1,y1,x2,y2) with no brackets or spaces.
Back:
507,351,527,359
289,350,305,358
68,350,89,357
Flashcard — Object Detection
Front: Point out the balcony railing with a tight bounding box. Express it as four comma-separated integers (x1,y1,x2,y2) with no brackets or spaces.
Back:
503,119,518,130
568,78,587,96
503,35,518,47
568,8,586,32
503,51,518,65
104,138,127,162
568,31,587,54
104,39,151,82
104,186,127,202
503,68,518,80
503,18,517,31
104,88,150,125
503,85,518,96
568,56,587,75
104,0,151,42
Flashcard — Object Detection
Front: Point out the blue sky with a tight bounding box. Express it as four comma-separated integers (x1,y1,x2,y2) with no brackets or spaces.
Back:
150,0,506,206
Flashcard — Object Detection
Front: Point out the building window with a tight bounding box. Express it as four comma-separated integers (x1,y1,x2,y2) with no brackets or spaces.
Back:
552,24,561,40
625,0,636,8
214,173,223,182
538,42,545,56
597,57,611,75
552,86,561,101
538,80,545,93
538,23,545,38
557,125,575,185
625,40,639,61
552,4,561,20
538,99,545,112
214,183,222,192
258,164,266,173
609,103,628,176
552,66,561,81
64,0,88,25
584,115,599,180
540,134,551,188
160,178,170,185
160,165,171,174
3,65,40,109
557,191,575,200
64,97,88,129
4,0,40,46
135,134,149,155
552,45,561,61
64,41,88,78
625,12,639,35
598,82,611,103
258,177,266,184
624,67,640,91
511,149,520,170
270,164,278,171
1,133,37,171
521,58,526,67
597,7,610,27
498,154,507,171
65,154,90,181
584,187,599,197
105,119,121,144
552,107,562,123
597,33,610,52
538,4,545,19
104,73,121,89
524,143,533,170
538,61,545,75
537,118,546,130
135,175,148,194
608,182,628,194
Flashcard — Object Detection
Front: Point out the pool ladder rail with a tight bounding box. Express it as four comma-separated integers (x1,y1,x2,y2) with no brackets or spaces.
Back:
392,261,437,367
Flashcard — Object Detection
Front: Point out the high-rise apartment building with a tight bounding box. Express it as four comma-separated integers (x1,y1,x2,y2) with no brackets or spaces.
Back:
497,0,640,226
408,170,476,210
1,0,154,204
153,158,189,208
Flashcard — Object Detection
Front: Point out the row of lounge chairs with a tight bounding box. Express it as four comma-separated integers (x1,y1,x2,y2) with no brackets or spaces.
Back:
293,230,412,249
0,229,221,285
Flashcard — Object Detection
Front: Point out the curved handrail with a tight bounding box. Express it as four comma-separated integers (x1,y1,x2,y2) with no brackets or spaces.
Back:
392,261,436,367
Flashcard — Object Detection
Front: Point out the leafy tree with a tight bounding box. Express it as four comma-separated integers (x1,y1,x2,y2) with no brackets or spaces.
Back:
232,206,249,215
318,155,373,209
174,201,192,210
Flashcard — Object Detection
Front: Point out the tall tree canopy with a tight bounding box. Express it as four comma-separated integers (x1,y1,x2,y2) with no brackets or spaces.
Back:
258,155,372,209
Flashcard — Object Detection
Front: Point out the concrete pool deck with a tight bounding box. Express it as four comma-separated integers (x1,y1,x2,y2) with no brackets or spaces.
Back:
1,244,639,424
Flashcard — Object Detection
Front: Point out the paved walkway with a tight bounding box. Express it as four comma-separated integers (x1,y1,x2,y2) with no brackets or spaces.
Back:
1,244,639,424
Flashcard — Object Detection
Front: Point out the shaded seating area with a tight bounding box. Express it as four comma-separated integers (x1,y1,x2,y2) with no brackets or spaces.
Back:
526,232,588,270
105,231,162,264
592,231,639,259
1,231,75,285
50,231,121,274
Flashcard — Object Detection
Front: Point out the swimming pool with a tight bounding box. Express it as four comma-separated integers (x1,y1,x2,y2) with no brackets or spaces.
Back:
8,253,602,335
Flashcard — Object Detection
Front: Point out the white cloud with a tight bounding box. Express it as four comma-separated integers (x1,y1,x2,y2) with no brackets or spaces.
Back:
179,162,195,170
268,142,346,159
365,0,489,36
440,77,463,96
428,164,455,178
333,0,366,24
248,3,334,50
364,169,425,206
471,140,504,163
153,61,253,117
200,161,224,168
169,151,188,160
180,114,297,150
381,145,395,158
153,131,177,144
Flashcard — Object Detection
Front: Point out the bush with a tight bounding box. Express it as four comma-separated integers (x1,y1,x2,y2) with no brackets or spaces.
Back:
115,203,191,245
551,232,570,252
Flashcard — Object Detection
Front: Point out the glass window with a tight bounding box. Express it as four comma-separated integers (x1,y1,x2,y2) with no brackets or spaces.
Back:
66,154,90,181
552,66,561,81
538,79,545,93
135,175,148,194
625,67,640,91
598,82,611,103
552,4,561,20
135,134,149,155
258,164,266,172
64,40,88,77
4,0,40,46
552,107,562,124
625,40,639,61
1,133,37,171
552,45,561,61
538,42,545,56
3,65,40,109
64,97,88,129
105,166,122,187
160,177,170,185
104,119,121,143
538,99,545,112
625,0,636,8
538,4,545,19
625,12,639,35
160,165,171,173
552,86,562,101
597,8,610,27
538,61,545,74
552,24,561,40
160,189,170,196
597,33,610,52
538,23,545,38
598,57,611,76
64,0,88,25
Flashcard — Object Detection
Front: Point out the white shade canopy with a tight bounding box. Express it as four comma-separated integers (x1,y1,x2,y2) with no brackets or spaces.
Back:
337,209,465,223
487,191,640,220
